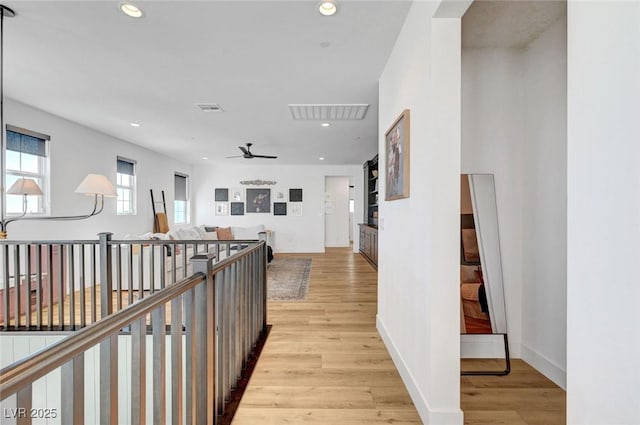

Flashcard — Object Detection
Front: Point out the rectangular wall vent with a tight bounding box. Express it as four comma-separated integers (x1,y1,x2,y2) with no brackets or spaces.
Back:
195,103,224,112
288,104,369,120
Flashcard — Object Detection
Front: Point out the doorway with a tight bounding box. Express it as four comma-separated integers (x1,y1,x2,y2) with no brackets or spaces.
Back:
324,176,351,248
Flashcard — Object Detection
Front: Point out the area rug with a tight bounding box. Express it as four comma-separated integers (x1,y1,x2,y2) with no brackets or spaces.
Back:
267,258,312,300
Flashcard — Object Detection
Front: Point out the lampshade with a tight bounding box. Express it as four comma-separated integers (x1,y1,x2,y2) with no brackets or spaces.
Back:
7,178,43,196
74,174,117,197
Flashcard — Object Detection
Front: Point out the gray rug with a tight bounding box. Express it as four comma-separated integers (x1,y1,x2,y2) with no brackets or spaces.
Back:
267,258,312,301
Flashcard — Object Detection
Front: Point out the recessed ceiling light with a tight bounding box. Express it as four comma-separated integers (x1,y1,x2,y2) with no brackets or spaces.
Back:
319,157,325,161
202,157,208,160
321,122,331,127
129,122,140,127
318,0,337,16
120,3,143,18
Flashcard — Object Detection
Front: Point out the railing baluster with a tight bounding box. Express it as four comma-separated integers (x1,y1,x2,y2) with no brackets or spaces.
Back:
150,244,155,294
171,294,183,425
138,244,144,301
116,245,122,310
215,269,225,415
79,245,86,328
128,245,133,307
14,244,21,329
35,245,42,329
47,245,53,328
229,261,237,389
68,244,75,330
194,281,208,423
61,354,84,425
2,245,8,329
207,268,216,423
184,285,195,421
16,385,32,425
131,316,147,425
161,245,166,290
25,245,31,329
225,264,232,401
58,244,64,329
91,244,97,323
100,334,118,425
171,245,177,286
152,305,166,425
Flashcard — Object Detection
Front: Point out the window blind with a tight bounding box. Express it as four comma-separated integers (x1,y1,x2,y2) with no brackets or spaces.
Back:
117,158,135,175
6,130,47,157
175,174,188,201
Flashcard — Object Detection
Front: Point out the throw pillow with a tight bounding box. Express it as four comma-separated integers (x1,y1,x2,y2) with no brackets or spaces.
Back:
216,227,233,240
203,231,219,241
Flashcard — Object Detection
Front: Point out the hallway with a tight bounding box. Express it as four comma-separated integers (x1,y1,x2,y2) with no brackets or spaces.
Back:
234,247,421,424
233,247,565,424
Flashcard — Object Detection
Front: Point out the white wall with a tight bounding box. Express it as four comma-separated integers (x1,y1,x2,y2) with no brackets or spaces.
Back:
567,1,640,424
4,100,192,240
192,163,363,253
377,2,463,423
461,47,525,359
461,15,567,389
324,176,350,247
521,16,567,388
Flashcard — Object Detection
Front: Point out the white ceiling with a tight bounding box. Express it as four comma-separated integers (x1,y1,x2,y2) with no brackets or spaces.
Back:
3,1,411,165
462,0,566,48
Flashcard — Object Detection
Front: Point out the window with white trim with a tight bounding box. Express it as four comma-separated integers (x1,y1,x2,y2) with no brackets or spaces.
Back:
174,173,189,224
5,126,50,215
116,157,136,215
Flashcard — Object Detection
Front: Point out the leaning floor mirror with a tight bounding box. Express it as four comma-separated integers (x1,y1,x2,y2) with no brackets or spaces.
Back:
460,174,510,375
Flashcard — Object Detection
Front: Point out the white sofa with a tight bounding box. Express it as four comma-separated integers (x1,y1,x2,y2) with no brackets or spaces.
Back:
115,225,270,290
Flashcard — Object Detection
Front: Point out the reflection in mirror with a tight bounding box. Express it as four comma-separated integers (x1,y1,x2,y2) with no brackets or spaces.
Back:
460,174,507,335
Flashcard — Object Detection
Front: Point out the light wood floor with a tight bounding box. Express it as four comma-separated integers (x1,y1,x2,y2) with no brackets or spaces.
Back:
233,247,566,425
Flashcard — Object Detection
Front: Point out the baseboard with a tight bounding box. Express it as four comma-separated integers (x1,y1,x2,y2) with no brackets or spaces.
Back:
521,343,566,390
377,315,463,425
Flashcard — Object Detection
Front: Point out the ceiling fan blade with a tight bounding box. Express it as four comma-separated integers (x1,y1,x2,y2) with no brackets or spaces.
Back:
239,146,249,155
251,155,278,159
226,155,244,158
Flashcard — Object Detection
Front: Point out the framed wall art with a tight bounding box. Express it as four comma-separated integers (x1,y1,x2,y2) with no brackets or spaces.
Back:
215,188,229,202
246,188,271,213
289,188,303,202
289,203,303,217
215,202,228,216
385,109,410,201
274,202,287,216
230,202,245,216
231,188,243,202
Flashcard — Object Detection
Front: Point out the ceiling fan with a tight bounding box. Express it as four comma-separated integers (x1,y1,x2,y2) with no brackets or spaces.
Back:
226,143,278,160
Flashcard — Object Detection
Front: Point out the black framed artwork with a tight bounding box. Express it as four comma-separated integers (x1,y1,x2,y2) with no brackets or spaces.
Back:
215,188,229,202
289,188,303,202
246,188,271,213
231,202,245,216
274,202,287,216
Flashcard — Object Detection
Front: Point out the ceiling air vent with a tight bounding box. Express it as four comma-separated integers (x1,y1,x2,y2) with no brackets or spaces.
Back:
288,104,369,120
195,103,224,112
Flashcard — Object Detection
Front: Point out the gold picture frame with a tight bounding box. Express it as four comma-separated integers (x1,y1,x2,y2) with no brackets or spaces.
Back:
385,109,410,201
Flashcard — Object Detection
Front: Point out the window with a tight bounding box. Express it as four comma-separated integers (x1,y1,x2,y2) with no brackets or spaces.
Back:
116,157,136,215
5,126,50,215
174,173,189,224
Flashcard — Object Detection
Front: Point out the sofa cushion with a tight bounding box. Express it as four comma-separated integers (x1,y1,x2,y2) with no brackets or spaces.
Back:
175,226,202,240
232,225,265,240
